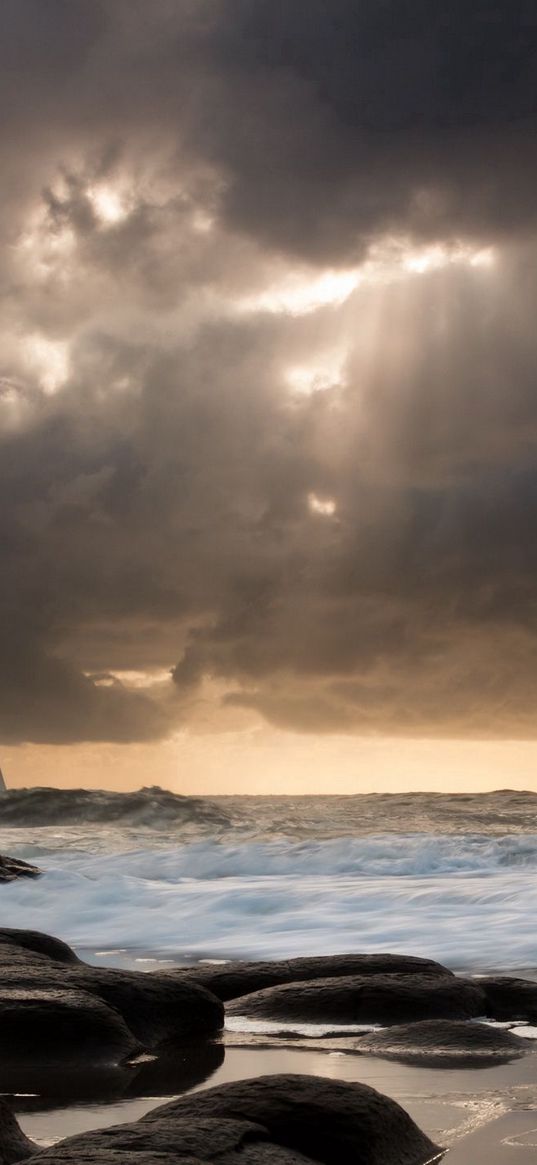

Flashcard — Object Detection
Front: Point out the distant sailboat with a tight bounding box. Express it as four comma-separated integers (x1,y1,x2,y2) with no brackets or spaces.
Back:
0,768,6,792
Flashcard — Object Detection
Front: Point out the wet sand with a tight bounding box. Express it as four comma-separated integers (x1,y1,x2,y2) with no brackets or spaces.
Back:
13,1038,537,1163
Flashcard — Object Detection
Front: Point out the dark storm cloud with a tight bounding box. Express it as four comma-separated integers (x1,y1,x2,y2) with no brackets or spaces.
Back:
0,629,170,745
180,0,537,259
2,1,537,742
3,1,537,259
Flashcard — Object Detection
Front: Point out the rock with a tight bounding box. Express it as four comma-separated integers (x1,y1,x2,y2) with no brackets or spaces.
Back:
171,953,452,1001
75,967,224,1046
0,987,143,1066
0,930,80,964
31,1118,282,1163
32,1155,202,1165
0,856,41,884
357,1019,529,1065
479,977,537,1022
25,1082,440,1165
225,973,486,1025
2,1075,440,1165
0,945,65,973
145,1073,442,1165
0,1098,36,1164
221,1149,316,1164
219,1148,316,1164
0,944,224,1047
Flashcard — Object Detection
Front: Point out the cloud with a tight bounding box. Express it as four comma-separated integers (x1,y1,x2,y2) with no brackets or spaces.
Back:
0,632,171,745
2,1,537,743
3,2,537,260
177,0,537,260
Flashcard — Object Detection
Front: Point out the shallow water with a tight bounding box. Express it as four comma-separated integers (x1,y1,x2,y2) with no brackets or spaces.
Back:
14,1042,537,1162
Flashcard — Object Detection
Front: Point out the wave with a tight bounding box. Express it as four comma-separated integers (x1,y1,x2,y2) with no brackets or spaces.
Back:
15,833,537,877
2,833,537,970
3,786,537,839
0,786,231,829
131,833,537,877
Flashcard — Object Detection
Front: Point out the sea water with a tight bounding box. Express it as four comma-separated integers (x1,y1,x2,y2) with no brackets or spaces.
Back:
1,788,537,970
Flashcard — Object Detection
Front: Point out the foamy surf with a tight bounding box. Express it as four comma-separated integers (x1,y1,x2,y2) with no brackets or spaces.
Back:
1,829,537,970
225,1017,381,1036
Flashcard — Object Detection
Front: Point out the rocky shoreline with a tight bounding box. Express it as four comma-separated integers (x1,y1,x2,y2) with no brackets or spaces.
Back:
0,924,536,1163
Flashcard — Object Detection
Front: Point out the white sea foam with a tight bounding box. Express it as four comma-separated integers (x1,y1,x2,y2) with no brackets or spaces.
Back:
2,832,537,969
225,1017,380,1036
12,832,537,876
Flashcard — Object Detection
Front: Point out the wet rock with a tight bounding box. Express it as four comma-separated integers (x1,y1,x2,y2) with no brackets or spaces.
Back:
32,1155,201,1165
76,967,224,1046
0,931,80,965
357,1019,529,1065
218,1148,316,1164
225,973,486,1025
145,1073,442,1165
0,1098,36,1164
479,977,537,1022
224,1149,316,1164
2,1076,441,1165
0,945,64,973
0,856,41,884
31,1118,277,1163
0,947,224,1047
0,987,142,1066
172,953,452,1002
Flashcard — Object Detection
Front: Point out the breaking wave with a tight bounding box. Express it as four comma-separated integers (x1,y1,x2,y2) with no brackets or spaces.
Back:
2,828,537,971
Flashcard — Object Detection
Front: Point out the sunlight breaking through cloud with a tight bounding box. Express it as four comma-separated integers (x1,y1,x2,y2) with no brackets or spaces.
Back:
286,352,346,396
308,493,337,517
239,269,361,316
24,336,70,394
237,243,497,319
88,184,130,227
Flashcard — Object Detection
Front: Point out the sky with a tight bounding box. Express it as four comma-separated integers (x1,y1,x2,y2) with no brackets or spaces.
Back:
3,1,537,793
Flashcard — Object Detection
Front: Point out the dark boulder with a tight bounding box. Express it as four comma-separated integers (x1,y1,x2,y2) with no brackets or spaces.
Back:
0,1098,36,1164
35,1155,315,1165
0,987,142,1066
478,977,537,1022
3,1075,441,1165
0,945,64,973
0,950,224,1047
171,953,452,1002
33,1155,202,1165
0,856,41,884
357,1019,529,1066
76,967,224,1046
145,1073,442,1165
225,973,486,1025
217,1148,317,1164
0,931,80,965
31,1118,285,1163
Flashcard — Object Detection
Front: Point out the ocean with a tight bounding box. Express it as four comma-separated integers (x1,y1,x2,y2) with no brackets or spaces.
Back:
2,787,537,973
